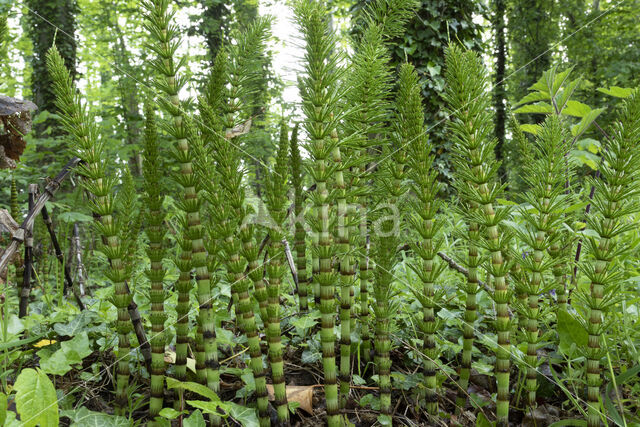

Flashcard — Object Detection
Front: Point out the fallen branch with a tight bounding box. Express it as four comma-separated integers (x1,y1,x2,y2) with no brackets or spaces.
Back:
0,157,81,274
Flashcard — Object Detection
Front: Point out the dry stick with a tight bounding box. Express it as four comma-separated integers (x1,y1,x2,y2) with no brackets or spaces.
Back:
0,157,81,275
72,223,86,296
18,184,37,318
283,239,298,293
41,205,86,310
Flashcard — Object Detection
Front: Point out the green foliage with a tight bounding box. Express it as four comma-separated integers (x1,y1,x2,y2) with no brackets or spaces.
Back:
14,368,58,427
6,3,640,427
445,44,512,425
263,122,290,424
576,91,640,427
24,0,78,135
294,1,344,424
354,0,484,185
141,102,167,424
512,114,575,409
401,62,445,415
46,44,133,415
38,331,92,376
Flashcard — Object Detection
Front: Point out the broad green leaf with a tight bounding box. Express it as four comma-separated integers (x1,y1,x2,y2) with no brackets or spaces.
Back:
159,407,183,419
514,91,550,106
39,332,93,376
557,310,588,355
496,198,518,206
39,349,75,376
520,124,541,135
166,377,220,402
14,368,58,427
597,86,633,98
6,315,24,335
3,411,22,427
54,312,98,336
513,102,553,115
227,402,260,427
183,409,207,427
571,108,605,138
61,332,93,360
556,78,582,111
569,150,600,170
60,407,129,426
562,100,592,118
186,400,223,415
550,67,574,98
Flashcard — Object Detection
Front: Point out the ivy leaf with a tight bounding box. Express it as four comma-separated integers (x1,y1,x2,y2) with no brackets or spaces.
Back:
227,402,260,427
39,332,93,376
377,414,393,426
557,310,588,355
60,407,129,426
183,409,206,427
14,368,58,427
54,312,98,336
290,315,318,330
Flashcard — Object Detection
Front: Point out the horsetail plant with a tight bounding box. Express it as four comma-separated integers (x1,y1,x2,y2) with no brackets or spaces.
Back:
513,115,575,409
369,97,410,422
399,63,446,416
141,102,168,424
46,46,133,415
444,45,513,425
223,18,272,329
577,91,640,427
290,124,309,314
332,123,356,410
210,21,273,426
346,12,392,367
193,49,230,403
264,122,291,425
142,0,217,396
295,1,344,424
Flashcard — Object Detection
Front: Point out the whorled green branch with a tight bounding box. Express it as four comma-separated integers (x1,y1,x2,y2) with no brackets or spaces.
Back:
46,46,133,415
141,102,168,425
444,45,512,426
